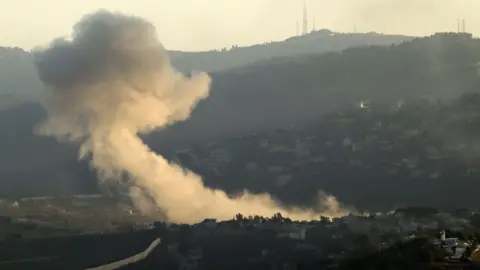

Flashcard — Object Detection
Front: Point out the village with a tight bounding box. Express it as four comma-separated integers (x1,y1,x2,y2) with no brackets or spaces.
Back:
2,194,480,269
166,94,480,213
1,94,480,268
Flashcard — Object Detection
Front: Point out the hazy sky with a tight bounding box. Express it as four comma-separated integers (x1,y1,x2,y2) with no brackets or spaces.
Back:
1,0,480,52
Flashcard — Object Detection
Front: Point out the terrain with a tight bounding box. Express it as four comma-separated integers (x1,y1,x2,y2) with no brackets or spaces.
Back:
154,32,480,147
2,204,480,270
169,29,413,72
0,33,480,212
0,29,412,105
171,92,480,212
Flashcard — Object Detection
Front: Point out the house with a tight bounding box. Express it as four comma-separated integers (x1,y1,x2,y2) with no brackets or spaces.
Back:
343,137,353,147
359,101,370,109
288,227,307,240
431,231,469,260
275,224,308,240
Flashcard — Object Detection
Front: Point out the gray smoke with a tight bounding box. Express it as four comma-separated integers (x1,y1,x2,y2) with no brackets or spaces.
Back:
33,10,350,224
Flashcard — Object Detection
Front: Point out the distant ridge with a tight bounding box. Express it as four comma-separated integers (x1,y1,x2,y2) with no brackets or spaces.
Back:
168,29,414,72
0,29,414,110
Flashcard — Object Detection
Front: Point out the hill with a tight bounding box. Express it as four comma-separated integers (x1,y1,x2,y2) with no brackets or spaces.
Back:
0,47,42,111
155,32,480,147
168,92,480,212
0,30,412,109
169,29,413,72
0,103,98,196
0,33,480,206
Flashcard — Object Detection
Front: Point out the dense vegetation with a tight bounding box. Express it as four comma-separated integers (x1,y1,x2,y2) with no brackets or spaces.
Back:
157,91,480,212
159,32,480,147
1,33,480,210
169,29,412,72
337,238,449,270
1,32,478,146
0,47,42,110
0,29,410,107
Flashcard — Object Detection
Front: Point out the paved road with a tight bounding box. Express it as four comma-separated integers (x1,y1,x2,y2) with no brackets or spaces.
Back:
0,229,160,270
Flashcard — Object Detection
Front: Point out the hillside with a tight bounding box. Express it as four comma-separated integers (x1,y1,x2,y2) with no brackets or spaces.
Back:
155,32,480,147
168,92,480,212
0,30,412,109
0,33,480,206
0,47,42,111
169,29,413,72
337,237,449,270
3,93,480,212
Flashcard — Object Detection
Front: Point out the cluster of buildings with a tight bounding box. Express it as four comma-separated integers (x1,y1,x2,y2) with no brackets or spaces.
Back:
144,208,479,269
170,97,480,211
1,199,480,269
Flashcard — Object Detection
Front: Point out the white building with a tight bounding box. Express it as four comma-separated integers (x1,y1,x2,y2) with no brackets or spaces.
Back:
431,231,468,260
289,227,307,240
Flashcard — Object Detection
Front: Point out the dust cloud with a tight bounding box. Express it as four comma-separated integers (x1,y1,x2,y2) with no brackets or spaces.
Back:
32,10,350,224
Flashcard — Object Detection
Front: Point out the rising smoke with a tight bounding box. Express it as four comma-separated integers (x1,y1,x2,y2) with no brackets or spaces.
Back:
32,10,350,224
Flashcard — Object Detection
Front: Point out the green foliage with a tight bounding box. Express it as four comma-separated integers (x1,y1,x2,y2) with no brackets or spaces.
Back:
320,216,331,224
223,33,480,101
169,31,412,72
339,238,447,270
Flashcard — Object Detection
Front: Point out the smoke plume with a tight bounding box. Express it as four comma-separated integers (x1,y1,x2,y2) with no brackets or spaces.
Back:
33,10,349,224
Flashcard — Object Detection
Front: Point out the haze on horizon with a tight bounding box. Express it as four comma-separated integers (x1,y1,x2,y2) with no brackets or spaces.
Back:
1,0,479,52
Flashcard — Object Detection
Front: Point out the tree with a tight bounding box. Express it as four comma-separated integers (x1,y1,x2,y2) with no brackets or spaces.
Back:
271,212,285,223
235,213,244,222
320,216,331,224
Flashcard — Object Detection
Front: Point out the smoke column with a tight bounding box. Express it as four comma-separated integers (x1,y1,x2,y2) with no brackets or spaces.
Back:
33,10,350,224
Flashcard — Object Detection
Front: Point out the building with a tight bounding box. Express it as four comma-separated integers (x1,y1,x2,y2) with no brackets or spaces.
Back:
431,231,469,260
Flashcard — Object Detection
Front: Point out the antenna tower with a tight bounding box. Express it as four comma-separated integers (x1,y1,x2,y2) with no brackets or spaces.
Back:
302,1,308,35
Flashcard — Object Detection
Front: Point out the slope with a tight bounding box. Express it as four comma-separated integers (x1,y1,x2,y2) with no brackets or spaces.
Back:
0,33,479,206
169,29,413,72
155,32,480,147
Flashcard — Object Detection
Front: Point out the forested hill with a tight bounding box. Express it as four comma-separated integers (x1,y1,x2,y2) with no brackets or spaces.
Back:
0,32,480,199
169,29,413,72
0,29,412,108
0,47,42,111
156,32,480,147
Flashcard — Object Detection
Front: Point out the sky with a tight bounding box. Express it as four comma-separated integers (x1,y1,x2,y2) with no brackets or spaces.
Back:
1,0,480,52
